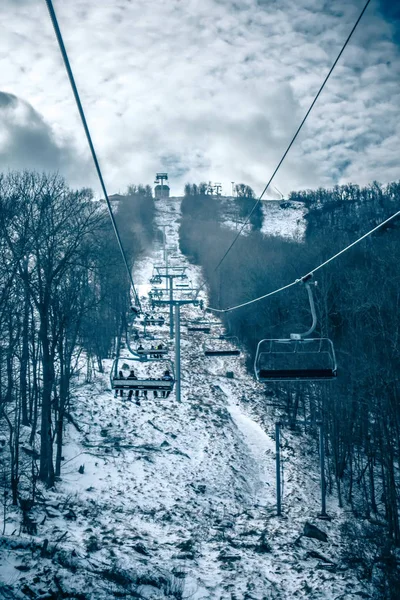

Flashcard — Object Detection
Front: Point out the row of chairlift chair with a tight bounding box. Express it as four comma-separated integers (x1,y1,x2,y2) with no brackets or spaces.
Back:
111,360,174,397
111,304,174,397
185,318,242,357
113,275,337,397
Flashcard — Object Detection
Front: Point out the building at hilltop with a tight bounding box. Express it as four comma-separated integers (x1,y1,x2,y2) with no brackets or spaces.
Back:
154,172,170,199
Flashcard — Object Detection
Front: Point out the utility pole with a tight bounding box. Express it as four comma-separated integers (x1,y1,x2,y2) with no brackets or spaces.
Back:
169,275,174,338
319,422,328,519
152,297,199,404
276,422,282,516
175,304,181,402
160,224,168,292
154,267,188,339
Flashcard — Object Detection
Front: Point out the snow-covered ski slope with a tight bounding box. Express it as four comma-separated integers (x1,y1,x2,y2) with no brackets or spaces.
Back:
0,196,366,599
217,197,306,240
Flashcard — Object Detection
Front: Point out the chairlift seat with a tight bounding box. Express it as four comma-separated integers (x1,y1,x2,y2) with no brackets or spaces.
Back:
204,335,241,357
258,368,336,381
205,349,241,357
110,358,175,391
141,318,165,326
137,348,168,356
112,378,174,392
254,338,337,383
188,327,211,333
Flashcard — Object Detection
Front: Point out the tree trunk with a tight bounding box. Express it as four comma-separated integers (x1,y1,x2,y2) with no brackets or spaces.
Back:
20,286,30,426
38,313,55,486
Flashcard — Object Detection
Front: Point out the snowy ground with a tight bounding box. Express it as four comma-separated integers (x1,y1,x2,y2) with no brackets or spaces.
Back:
218,196,307,240
0,196,367,599
261,201,306,241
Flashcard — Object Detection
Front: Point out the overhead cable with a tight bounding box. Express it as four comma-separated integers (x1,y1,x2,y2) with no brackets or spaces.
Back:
212,0,371,274
207,207,400,314
44,0,141,310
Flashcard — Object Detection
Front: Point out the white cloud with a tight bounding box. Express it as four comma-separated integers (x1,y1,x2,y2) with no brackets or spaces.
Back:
0,0,399,197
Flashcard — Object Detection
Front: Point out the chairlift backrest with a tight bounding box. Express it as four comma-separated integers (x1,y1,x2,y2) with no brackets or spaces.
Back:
110,358,175,391
254,338,337,382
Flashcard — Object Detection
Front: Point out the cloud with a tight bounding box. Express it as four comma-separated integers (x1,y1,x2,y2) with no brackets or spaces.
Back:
0,0,399,197
0,91,91,183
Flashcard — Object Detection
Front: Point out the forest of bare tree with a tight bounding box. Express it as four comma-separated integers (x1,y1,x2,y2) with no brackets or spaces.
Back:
0,172,154,517
179,180,400,595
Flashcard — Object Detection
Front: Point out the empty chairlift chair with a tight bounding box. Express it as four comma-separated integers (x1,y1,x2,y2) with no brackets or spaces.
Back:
254,278,337,382
204,335,241,357
187,320,212,334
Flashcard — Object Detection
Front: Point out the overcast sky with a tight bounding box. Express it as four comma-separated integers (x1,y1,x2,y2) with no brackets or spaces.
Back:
0,0,399,197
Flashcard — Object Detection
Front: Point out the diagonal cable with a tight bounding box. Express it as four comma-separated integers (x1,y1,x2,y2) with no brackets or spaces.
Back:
213,0,371,274
44,0,141,310
207,206,400,313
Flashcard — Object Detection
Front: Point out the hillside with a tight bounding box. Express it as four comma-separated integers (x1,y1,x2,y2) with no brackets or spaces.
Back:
0,194,370,600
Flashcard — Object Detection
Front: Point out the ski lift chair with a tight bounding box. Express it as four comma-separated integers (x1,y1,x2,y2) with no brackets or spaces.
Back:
187,320,212,333
150,288,164,299
141,316,165,327
254,277,337,382
135,343,169,360
126,330,168,361
111,359,175,394
150,275,162,285
204,335,241,357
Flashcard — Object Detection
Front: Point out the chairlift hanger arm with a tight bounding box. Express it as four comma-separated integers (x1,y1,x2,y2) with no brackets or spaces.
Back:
290,280,317,340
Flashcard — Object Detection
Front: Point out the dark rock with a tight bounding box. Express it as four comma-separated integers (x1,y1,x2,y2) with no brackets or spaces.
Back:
175,551,195,560
78,465,85,474
64,508,77,521
177,539,194,552
255,530,271,553
133,542,149,556
303,522,328,542
14,564,30,571
218,549,241,562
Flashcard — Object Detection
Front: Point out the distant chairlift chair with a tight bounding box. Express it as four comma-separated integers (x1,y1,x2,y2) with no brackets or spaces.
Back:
126,329,168,362
187,320,213,334
150,275,162,285
111,359,175,398
140,315,165,327
254,277,337,382
204,335,241,357
136,343,169,360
